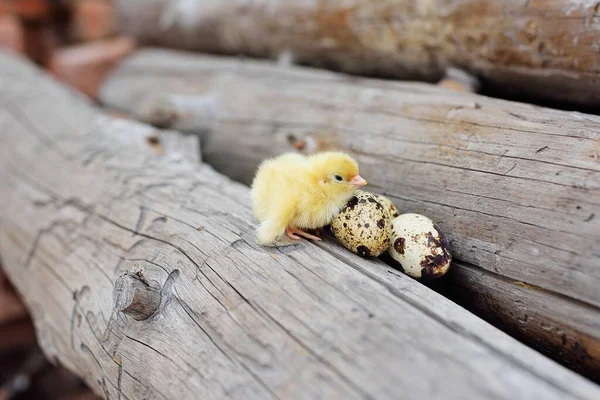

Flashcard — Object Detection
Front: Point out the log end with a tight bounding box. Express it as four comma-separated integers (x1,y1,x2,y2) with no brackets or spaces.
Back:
113,272,161,321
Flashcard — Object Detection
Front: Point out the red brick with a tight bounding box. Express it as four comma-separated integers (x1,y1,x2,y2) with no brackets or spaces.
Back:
0,0,49,21
72,0,115,42
0,14,24,54
48,36,136,98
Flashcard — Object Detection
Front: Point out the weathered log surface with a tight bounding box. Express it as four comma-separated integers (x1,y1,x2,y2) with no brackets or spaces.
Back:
115,0,600,106
100,49,600,380
113,272,162,321
2,51,600,399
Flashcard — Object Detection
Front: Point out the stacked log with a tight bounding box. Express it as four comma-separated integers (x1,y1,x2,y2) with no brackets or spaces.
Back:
1,0,600,396
2,50,600,399
115,0,600,107
100,48,600,381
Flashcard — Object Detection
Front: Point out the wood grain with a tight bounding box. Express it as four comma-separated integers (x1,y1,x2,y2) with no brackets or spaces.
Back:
114,0,600,106
429,261,600,382
99,48,600,380
2,50,600,399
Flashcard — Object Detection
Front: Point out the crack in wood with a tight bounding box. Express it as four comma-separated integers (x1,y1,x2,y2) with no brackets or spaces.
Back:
536,146,551,154
2,102,72,159
368,182,590,239
219,247,372,398
315,244,584,396
134,207,147,234
4,48,600,396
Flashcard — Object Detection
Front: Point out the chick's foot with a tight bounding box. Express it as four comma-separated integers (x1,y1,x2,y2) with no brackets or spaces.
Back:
286,226,322,241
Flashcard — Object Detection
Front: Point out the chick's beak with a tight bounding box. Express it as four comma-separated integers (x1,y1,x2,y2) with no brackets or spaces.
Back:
350,175,368,187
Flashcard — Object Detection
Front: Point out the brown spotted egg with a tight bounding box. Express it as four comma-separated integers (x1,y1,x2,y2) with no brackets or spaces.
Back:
331,191,390,257
373,193,400,219
388,213,452,279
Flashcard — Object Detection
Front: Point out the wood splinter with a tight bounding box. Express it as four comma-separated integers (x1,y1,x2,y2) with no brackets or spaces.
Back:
113,272,161,320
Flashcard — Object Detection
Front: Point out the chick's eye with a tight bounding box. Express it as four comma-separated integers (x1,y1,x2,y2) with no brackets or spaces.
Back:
334,175,343,182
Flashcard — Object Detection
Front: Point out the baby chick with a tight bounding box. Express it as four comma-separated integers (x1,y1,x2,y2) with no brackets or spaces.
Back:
251,151,367,245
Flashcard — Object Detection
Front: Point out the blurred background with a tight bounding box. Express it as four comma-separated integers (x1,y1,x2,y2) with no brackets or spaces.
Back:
0,0,115,64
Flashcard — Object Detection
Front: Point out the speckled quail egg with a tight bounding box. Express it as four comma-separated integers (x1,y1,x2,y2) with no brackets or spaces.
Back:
331,191,390,257
373,193,400,219
388,213,451,279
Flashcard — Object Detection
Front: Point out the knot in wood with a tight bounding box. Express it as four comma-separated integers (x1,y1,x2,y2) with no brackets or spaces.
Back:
113,272,161,321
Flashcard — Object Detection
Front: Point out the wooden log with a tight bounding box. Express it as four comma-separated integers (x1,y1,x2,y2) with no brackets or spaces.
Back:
2,51,600,399
99,48,600,381
113,0,600,107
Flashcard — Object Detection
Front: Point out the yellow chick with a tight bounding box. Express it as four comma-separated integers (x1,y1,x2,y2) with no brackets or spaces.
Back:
250,151,368,245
